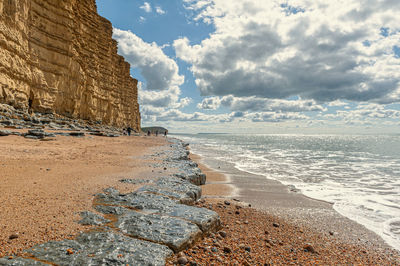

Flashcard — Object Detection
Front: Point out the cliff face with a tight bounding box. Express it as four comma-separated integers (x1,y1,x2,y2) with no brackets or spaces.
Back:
0,0,140,131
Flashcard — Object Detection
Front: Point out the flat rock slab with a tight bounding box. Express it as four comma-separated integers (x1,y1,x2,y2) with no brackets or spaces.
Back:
22,230,172,266
138,176,202,204
174,170,206,186
119,179,152,185
96,189,178,210
0,130,12,136
96,189,220,233
0,258,47,265
78,211,110,226
116,211,202,252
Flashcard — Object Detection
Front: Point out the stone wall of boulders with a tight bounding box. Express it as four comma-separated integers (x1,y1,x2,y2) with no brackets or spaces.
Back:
0,139,221,265
0,103,125,139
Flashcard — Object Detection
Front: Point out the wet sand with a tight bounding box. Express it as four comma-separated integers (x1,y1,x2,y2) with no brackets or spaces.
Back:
170,152,400,265
0,134,167,257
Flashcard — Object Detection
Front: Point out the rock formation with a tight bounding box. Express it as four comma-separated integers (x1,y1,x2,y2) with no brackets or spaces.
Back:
0,0,140,131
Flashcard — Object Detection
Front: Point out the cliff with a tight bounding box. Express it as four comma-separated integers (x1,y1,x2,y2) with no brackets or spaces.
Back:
0,0,140,131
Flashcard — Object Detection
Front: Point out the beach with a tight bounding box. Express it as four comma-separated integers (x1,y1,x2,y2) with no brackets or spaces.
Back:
1,133,399,265
0,133,169,257
166,151,400,265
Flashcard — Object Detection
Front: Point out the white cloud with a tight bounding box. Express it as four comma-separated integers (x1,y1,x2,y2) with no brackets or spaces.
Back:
113,29,192,123
324,104,400,122
140,2,152,13
155,6,166,15
197,97,221,110
245,112,309,123
328,100,349,107
113,28,184,92
197,95,326,112
176,0,400,104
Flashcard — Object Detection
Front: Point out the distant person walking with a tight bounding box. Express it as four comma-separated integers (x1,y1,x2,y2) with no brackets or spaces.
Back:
147,130,151,136
164,130,168,137
127,127,132,136
155,130,158,136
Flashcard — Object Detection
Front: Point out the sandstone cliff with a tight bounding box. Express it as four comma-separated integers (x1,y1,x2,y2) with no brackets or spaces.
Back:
0,0,140,131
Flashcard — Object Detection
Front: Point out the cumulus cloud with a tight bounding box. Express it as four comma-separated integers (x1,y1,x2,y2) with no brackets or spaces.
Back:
197,95,326,112
323,104,400,123
246,112,309,123
113,28,184,92
328,100,349,107
197,97,221,110
175,0,400,104
140,2,152,13
113,29,191,122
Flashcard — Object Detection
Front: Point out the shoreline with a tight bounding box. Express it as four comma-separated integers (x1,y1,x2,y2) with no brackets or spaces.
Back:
1,130,399,264
188,151,400,260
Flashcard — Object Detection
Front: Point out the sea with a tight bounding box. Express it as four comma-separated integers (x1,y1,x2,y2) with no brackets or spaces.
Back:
172,133,400,251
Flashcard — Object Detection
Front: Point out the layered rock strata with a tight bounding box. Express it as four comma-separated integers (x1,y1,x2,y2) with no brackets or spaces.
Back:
0,0,140,130
0,140,221,265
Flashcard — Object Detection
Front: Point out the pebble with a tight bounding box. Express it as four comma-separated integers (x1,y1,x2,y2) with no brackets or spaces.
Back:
303,244,317,253
66,248,74,255
177,256,188,265
223,247,232,253
244,220,249,224
245,246,251,252
235,211,240,215
273,223,280,228
218,231,227,238
8,234,18,240
224,201,231,206
211,247,218,252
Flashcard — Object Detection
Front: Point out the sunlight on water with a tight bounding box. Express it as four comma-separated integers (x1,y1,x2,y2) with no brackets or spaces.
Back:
174,133,400,251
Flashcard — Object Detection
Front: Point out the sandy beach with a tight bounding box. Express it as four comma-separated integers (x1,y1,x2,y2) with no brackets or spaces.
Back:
1,133,399,265
0,133,168,257
166,152,400,265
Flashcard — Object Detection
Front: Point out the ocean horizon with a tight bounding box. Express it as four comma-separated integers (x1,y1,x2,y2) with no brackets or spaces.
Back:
173,133,400,251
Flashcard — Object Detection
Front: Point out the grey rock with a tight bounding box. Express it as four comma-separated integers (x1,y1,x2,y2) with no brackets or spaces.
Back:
0,130,12,136
0,257,47,265
138,176,201,204
24,135,43,140
93,205,127,215
119,179,152,185
177,256,188,265
25,230,172,266
116,211,202,252
69,132,85,137
174,171,206,186
25,129,55,138
96,190,220,232
96,189,178,210
0,120,12,126
78,211,110,226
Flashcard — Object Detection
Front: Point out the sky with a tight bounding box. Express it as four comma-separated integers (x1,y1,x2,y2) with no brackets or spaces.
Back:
96,0,400,134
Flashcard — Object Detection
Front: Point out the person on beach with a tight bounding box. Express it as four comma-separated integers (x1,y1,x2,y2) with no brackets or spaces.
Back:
155,130,158,136
164,130,168,137
147,130,151,136
127,127,132,136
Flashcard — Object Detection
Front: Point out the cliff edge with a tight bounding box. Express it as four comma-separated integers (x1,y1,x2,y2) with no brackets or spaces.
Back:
0,0,140,131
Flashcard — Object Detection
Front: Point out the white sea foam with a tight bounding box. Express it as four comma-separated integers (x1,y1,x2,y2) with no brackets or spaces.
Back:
174,134,400,251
